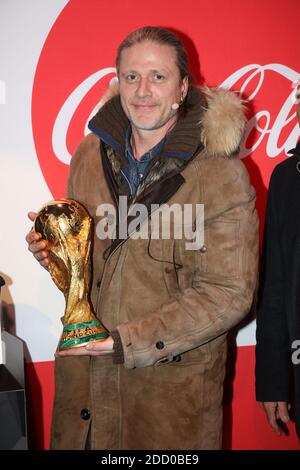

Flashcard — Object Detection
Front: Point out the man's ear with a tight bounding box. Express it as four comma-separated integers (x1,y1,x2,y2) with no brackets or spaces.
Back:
181,75,189,100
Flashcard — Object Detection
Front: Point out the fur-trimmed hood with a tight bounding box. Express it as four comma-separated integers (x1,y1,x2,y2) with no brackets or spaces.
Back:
93,79,246,159
199,86,246,157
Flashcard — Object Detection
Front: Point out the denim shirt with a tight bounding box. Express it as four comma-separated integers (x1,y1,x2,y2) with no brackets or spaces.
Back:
124,127,166,195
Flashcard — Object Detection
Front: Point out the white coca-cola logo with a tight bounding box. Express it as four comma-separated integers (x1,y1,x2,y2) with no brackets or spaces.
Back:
52,67,116,165
52,63,300,165
220,64,300,158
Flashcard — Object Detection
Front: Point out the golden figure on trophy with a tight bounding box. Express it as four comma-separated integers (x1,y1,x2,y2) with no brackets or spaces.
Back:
34,199,108,350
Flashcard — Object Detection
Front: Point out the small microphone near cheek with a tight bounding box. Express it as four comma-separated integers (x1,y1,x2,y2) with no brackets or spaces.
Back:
171,103,179,110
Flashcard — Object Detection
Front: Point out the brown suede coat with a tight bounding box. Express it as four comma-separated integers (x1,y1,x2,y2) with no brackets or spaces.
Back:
50,87,259,450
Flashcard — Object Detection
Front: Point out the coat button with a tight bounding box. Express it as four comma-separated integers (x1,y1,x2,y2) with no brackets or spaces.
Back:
159,357,169,363
200,245,207,253
165,267,172,274
173,355,182,362
80,408,91,420
156,341,165,350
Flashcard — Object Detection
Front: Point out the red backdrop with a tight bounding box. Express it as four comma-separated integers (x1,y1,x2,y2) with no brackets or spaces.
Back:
28,0,300,449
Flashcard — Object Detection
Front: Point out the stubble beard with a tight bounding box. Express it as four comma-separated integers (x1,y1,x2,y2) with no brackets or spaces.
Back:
128,108,178,132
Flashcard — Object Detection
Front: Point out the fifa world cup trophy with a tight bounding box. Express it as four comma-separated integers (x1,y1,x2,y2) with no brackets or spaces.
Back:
34,199,109,350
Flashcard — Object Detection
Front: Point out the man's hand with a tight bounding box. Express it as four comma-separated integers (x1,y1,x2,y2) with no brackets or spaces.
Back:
25,211,49,268
259,401,290,436
55,336,114,357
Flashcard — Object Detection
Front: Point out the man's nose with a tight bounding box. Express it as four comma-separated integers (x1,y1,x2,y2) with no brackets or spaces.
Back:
136,77,152,98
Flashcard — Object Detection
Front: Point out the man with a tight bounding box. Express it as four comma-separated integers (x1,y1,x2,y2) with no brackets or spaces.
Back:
256,91,300,440
26,26,259,450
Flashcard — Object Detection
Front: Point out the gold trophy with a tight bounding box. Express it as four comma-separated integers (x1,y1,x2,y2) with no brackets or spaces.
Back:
34,198,109,350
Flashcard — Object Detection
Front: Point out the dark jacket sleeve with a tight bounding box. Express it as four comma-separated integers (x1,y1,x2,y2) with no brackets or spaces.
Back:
255,165,290,402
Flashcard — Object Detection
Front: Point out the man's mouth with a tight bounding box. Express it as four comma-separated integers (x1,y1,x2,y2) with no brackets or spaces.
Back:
134,105,156,108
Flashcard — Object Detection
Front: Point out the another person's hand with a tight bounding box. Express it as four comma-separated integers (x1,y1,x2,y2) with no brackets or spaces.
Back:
55,336,114,358
259,401,290,436
25,211,49,268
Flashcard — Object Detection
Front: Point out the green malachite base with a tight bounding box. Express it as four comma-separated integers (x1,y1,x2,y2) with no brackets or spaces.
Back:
59,319,109,350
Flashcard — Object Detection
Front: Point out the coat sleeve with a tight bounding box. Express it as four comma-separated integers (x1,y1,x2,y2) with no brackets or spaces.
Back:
66,141,84,199
117,158,260,369
255,165,290,402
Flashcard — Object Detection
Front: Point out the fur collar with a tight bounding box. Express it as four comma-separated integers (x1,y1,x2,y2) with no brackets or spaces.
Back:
95,80,246,159
199,86,246,157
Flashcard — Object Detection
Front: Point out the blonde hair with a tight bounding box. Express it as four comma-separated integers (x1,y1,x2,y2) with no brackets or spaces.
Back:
116,26,190,83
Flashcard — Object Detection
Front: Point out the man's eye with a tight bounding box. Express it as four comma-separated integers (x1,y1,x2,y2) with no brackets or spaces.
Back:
154,74,165,81
126,74,137,81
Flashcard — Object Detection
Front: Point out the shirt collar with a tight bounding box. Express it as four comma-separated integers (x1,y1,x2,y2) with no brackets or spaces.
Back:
125,126,167,162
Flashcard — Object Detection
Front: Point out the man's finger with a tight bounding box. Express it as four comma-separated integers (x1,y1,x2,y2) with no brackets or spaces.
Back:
26,231,42,244
28,211,37,222
55,347,112,358
34,250,48,261
277,402,290,423
55,337,114,358
40,258,49,268
55,347,89,357
28,240,47,254
85,338,113,351
263,403,281,436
